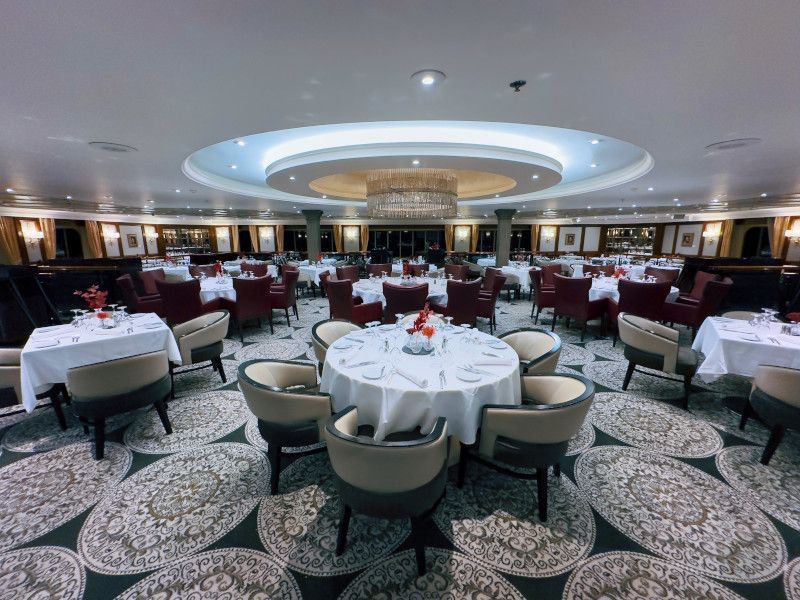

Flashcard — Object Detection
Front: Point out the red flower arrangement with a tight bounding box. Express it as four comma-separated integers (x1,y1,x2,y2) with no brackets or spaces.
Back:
96,311,109,320
402,260,410,276
73,284,108,309
429,242,440,251
213,261,222,275
612,266,626,279
406,303,433,335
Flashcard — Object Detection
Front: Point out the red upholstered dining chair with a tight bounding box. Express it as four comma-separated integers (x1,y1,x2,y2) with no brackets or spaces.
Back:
409,263,430,277
430,279,482,327
219,276,274,340
327,279,383,325
551,274,607,341
189,265,216,278
481,267,499,294
644,266,679,284
662,277,733,337
138,268,165,296
336,265,360,284
597,265,615,276
582,265,600,277
477,273,506,333
155,279,221,326
540,263,561,289
270,269,299,324
319,270,332,298
367,263,391,277
607,279,672,345
116,274,164,316
677,271,717,305
444,264,468,281
530,269,556,324
383,283,428,319
241,261,269,277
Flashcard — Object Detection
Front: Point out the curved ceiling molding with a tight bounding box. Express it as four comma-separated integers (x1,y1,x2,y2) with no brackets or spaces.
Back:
182,120,653,210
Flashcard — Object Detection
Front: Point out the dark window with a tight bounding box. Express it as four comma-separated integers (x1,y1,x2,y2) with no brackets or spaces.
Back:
55,228,84,258
511,228,531,252
320,227,334,252
239,228,253,252
477,226,496,252
283,228,307,253
742,226,771,258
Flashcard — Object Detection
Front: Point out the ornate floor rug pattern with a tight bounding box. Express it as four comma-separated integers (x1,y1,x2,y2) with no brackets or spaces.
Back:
0,295,797,599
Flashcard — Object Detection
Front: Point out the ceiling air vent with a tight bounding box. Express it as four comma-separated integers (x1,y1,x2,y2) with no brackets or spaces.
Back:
704,138,761,153
88,141,138,153
673,213,686,220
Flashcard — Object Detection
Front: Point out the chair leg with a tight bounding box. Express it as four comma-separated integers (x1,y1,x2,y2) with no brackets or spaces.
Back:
565,317,571,329
284,308,290,324
553,462,561,477
212,356,227,383
268,313,274,335
335,504,352,555
50,389,67,431
94,418,106,460
761,425,785,465
536,467,548,521
457,442,468,488
551,312,557,331
622,361,636,390
154,398,172,434
581,321,586,342
238,319,244,343
169,364,175,399
410,516,427,576
293,303,298,319
682,373,691,409
739,398,752,430
267,443,282,495
612,332,617,347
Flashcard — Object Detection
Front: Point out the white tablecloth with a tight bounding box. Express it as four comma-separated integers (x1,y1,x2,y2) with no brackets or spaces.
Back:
500,264,531,290
390,264,440,276
19,314,182,412
299,265,335,285
477,257,496,267
145,265,190,281
692,318,800,382
352,277,448,308
588,279,679,303
320,327,521,443
199,278,236,303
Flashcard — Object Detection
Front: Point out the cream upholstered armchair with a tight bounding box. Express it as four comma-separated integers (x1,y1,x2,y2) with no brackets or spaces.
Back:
171,310,230,396
325,406,448,576
0,348,68,430
458,373,594,521
617,312,698,409
67,350,172,459
740,365,800,465
498,328,562,375
238,359,330,494
311,319,364,375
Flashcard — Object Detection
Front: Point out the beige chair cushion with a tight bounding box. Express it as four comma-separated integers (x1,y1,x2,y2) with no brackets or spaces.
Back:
173,311,229,365
67,350,169,398
312,320,361,365
502,331,556,364
618,312,679,373
0,348,21,366
0,366,22,401
325,408,448,494
754,365,800,408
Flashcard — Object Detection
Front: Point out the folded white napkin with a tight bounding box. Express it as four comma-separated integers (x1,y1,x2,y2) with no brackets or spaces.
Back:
32,326,71,338
473,358,512,366
394,366,427,388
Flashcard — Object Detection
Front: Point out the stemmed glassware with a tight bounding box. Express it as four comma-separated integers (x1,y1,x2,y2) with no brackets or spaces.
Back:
444,316,453,330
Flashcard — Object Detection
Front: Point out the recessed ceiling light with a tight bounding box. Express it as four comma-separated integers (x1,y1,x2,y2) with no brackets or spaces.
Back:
676,203,682,207
174,189,181,193
411,69,446,87
198,209,202,212
618,207,623,211
148,199,154,203
494,194,500,198
289,176,296,181
322,195,327,199
522,205,526,208
760,193,767,197
590,139,600,145
589,163,597,168
104,195,113,199
234,139,245,146
186,205,191,209
532,174,539,180
711,198,719,203
5,188,14,193
631,204,637,208
647,187,654,191
483,214,488,218
66,195,73,200
412,159,420,165
296,210,301,214
229,164,237,169
673,198,679,202
229,206,232,210
587,206,592,209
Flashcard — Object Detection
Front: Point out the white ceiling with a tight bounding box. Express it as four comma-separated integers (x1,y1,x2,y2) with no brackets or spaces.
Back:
1,0,800,222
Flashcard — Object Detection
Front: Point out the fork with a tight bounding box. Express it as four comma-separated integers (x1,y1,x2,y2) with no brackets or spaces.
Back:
439,370,446,389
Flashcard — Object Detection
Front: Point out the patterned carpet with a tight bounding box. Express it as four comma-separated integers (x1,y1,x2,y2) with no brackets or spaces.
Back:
1,294,799,599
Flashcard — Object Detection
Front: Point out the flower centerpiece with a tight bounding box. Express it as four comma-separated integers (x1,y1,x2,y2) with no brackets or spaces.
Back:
213,261,223,277
405,303,435,353
612,266,627,279
402,260,410,277
74,284,111,327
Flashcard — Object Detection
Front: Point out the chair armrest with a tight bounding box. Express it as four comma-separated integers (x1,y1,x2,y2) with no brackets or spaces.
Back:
661,301,697,326
676,295,700,305
353,301,383,323
201,298,222,312
352,296,364,306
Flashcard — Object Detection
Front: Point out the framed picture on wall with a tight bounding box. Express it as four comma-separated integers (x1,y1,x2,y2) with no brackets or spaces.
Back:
565,233,575,246
680,232,695,247
126,233,139,248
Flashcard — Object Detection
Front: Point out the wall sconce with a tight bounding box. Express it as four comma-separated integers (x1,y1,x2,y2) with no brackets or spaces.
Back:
785,223,800,244
541,227,556,242
144,230,159,240
103,230,120,241
702,224,721,242
20,221,44,243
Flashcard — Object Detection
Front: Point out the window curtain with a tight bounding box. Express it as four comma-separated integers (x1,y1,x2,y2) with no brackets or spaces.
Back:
275,225,284,252
85,220,104,258
769,216,791,259
360,225,369,252
718,219,735,257
39,218,56,260
470,224,480,252
0,216,22,264
248,225,260,252
333,225,343,252
444,224,454,252
531,224,540,253
230,226,239,253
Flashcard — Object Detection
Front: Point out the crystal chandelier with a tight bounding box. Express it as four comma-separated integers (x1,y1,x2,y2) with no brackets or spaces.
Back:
366,168,458,218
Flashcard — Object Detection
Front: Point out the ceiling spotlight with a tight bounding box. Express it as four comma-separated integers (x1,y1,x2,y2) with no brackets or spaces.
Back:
589,163,597,168
495,194,500,198
5,188,15,193
618,207,623,211
587,206,592,209
322,195,327,199
228,206,232,210
412,159,420,166
289,176,296,181
760,193,767,197
234,139,245,146
148,199,154,203
631,204,637,208
590,139,600,145
647,187,654,191
66,195,73,200
711,198,719,203
186,205,191,209
411,69,446,87
676,203,682,206
229,164,237,169
174,189,181,193
673,198,679,202
532,174,539,180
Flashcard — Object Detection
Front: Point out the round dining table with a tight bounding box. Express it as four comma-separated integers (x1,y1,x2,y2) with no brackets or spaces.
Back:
352,276,448,307
320,324,521,443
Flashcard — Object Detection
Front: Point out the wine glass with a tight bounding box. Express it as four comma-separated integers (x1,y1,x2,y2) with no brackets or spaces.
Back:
70,308,82,326
445,316,453,330
395,313,405,329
